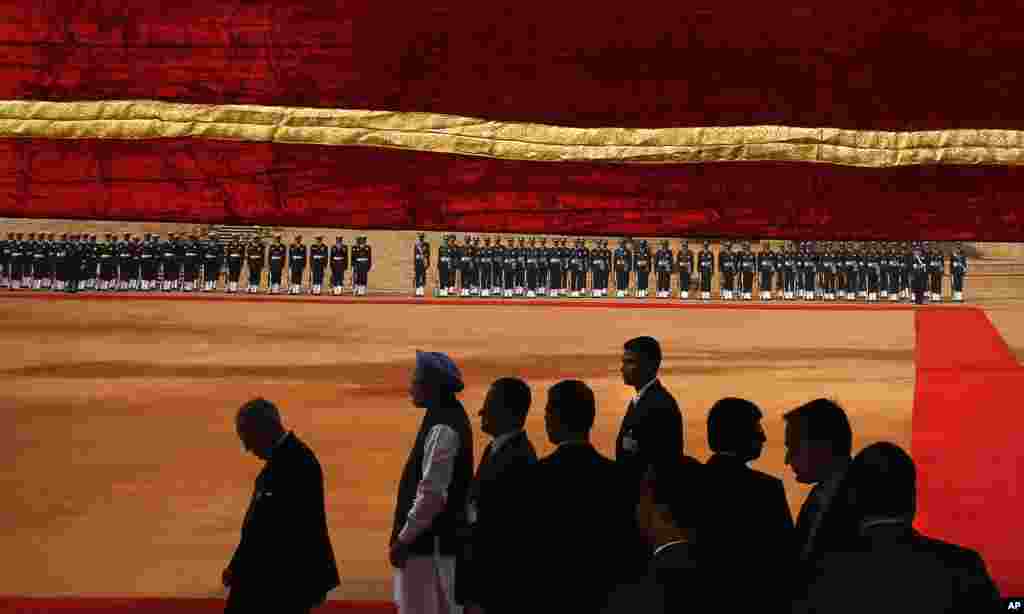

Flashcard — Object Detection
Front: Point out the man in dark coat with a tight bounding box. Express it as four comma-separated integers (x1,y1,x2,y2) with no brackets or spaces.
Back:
517,380,633,614
456,378,538,614
225,398,340,614
309,236,328,295
616,336,684,582
702,398,794,611
792,442,1002,614
246,237,266,294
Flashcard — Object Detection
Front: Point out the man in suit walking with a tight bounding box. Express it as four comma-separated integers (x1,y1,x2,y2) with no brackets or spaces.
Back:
224,398,340,613
391,351,474,614
519,380,633,614
456,378,538,614
784,398,855,581
702,398,794,610
793,442,1002,613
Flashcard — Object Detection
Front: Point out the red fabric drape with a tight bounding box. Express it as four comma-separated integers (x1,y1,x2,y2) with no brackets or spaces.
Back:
1,139,1021,240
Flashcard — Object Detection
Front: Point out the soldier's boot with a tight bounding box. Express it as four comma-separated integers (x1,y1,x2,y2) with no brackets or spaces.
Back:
954,291,963,302
438,288,448,297
889,292,899,302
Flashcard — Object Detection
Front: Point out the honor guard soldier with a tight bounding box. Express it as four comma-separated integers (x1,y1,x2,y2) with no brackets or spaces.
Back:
570,238,588,297
17,232,32,289
51,233,67,291
468,237,481,296
181,234,200,292
159,233,177,291
330,236,349,295
42,233,57,289
413,233,430,297
845,244,861,301
951,243,968,302
521,237,537,297
140,234,158,291
653,240,672,298
927,242,944,302
309,236,328,295
489,236,505,295
588,239,604,297
697,240,714,301
445,235,461,296
887,244,902,301
352,236,372,295
501,237,518,297
857,244,870,299
739,241,756,300
267,235,286,294
118,233,137,290
516,237,528,295
780,244,794,300
201,233,224,292
534,237,548,295
12,232,29,289
0,232,10,288
130,234,144,290
547,237,564,297
436,235,453,297
556,238,570,294
287,235,307,295
866,245,881,302
819,246,834,300
879,243,891,300
246,236,266,293
458,236,473,297
169,233,185,291
676,240,693,299
718,242,735,300
804,242,818,300
910,244,928,304
64,235,81,293
95,233,115,291
757,242,775,301
901,242,915,301
29,232,45,290
633,240,651,298
601,239,614,297
478,237,493,297
613,239,632,298
225,236,244,293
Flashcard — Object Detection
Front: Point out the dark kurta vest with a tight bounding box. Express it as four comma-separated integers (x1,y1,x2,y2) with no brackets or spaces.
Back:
392,400,474,556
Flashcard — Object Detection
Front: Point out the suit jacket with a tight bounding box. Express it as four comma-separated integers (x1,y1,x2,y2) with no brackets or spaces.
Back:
455,430,538,608
792,524,1002,614
227,432,340,611
701,454,794,609
601,541,702,614
514,443,634,614
794,463,855,566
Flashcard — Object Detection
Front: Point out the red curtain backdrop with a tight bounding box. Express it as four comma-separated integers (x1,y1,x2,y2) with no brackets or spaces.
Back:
2,0,1024,237
1,139,1022,240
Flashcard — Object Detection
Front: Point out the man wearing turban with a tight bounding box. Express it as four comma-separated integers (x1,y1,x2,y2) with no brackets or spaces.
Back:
391,351,474,614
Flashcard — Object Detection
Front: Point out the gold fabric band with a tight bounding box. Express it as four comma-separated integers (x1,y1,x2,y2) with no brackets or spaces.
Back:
2,99,1024,167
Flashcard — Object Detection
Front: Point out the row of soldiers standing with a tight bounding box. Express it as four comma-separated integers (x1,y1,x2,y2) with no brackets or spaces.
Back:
0,232,373,296
413,235,969,302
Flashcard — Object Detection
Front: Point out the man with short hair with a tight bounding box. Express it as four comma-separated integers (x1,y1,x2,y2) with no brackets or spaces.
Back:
246,237,266,293
784,398,855,574
309,236,328,295
391,351,473,614
268,236,286,294
456,378,538,614
330,236,349,296
703,398,794,610
288,235,308,295
182,234,202,292
793,442,1001,614
225,236,245,293
225,398,340,614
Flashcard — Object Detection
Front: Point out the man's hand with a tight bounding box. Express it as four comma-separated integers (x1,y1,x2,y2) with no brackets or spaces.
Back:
389,539,411,569
221,567,233,588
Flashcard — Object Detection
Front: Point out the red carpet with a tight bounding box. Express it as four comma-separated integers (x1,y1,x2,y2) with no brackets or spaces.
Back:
913,307,1023,598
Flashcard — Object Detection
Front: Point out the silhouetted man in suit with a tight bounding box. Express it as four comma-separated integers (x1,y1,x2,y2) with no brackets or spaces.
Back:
456,378,538,614
519,380,633,614
224,399,340,613
784,398,855,586
616,336,684,580
702,398,794,611
602,456,705,614
793,442,1002,614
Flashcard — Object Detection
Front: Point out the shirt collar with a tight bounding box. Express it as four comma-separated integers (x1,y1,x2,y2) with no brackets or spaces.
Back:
653,539,688,558
268,431,290,458
632,378,659,403
859,516,913,534
491,429,523,455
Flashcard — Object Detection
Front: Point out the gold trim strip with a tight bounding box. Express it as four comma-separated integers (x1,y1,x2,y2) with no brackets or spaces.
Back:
3,100,1024,167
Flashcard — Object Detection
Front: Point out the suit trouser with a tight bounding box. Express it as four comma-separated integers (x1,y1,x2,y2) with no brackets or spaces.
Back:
140,262,156,282
503,269,515,290
847,272,857,295
438,265,450,288
952,272,964,292
225,589,311,614
100,261,117,281
183,263,199,283
34,258,48,280
312,266,326,286
122,263,139,283
742,271,754,293
415,266,426,288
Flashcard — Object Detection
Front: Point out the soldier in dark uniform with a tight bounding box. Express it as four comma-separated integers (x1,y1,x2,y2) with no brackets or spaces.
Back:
951,243,968,302
866,244,881,303
613,239,632,298
112,232,128,290
631,240,649,298
267,235,286,294
586,239,602,298
159,233,177,291
466,237,480,296
500,237,517,298
131,235,144,291
95,233,114,291
738,241,756,300
309,236,328,295
545,237,562,298
30,232,47,290
170,233,186,291
287,235,307,295
845,243,860,301
225,236,244,293
201,233,223,292
534,237,548,295
0,232,10,288
858,244,871,299
779,244,793,300
489,236,505,295
568,238,586,298
436,235,452,297
910,243,928,305
179,234,199,292
43,233,57,290
927,242,945,302
718,241,735,300
757,242,774,301
653,240,672,299
886,243,901,302
444,235,461,296
676,240,693,300
697,240,713,301
15,232,31,289
902,242,916,301
478,237,493,297
523,237,539,298
116,233,136,290
63,234,80,293
457,235,473,297
813,244,827,301
330,236,349,296
352,235,372,295
806,243,820,301
49,233,66,291
140,234,158,291
246,237,266,293
515,237,528,295
413,233,430,297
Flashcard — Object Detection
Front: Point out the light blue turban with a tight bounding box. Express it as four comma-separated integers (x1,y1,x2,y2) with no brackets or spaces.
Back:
415,350,465,393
